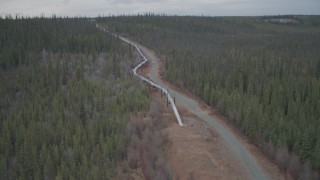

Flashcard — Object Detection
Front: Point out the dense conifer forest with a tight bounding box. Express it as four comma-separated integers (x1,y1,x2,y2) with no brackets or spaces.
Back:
100,15,320,176
0,17,154,179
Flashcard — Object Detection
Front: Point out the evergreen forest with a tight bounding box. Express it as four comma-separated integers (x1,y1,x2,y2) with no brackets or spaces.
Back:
0,17,152,179
100,15,320,175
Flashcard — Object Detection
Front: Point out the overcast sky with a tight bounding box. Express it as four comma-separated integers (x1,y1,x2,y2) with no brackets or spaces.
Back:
0,0,319,17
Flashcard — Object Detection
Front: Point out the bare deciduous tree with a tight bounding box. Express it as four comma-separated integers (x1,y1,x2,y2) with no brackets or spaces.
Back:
287,153,301,179
276,148,289,170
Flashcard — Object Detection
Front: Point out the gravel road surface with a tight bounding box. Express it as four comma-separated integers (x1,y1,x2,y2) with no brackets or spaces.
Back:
120,36,269,180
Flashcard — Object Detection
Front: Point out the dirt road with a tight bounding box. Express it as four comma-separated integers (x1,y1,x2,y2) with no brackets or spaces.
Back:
136,44,269,180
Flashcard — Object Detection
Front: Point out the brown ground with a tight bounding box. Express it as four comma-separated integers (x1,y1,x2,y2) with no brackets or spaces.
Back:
149,88,248,180
139,54,285,180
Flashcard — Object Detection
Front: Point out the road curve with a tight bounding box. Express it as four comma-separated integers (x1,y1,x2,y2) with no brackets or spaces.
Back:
134,44,269,180
97,24,269,180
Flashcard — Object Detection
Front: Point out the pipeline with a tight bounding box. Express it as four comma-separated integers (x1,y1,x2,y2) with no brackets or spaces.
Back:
96,24,183,126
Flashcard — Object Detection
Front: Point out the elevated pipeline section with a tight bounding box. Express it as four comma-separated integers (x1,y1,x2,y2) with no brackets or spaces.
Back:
96,24,183,126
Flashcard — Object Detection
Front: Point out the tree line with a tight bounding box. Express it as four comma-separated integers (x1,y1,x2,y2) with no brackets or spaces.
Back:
0,17,154,179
